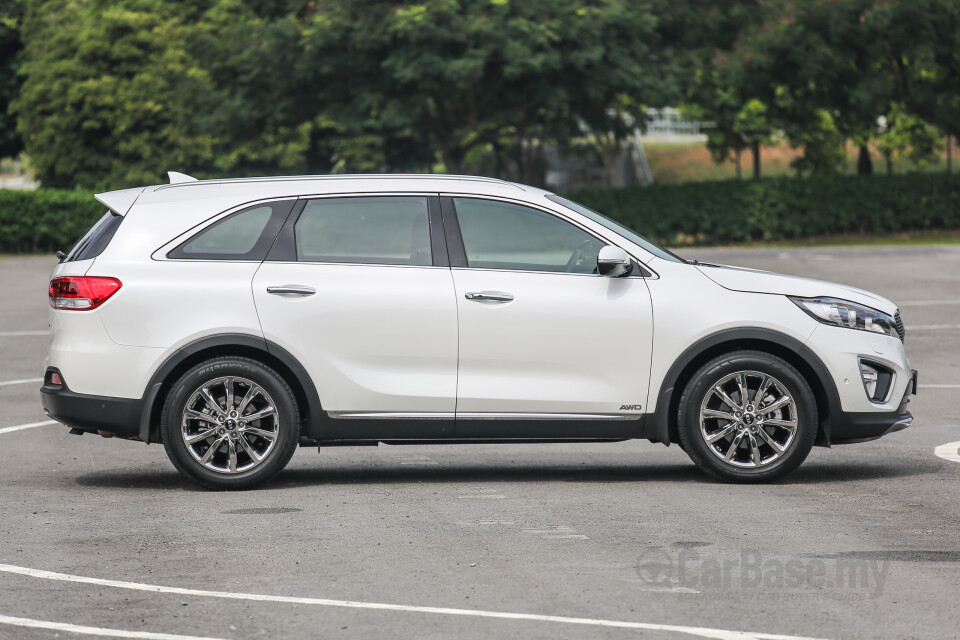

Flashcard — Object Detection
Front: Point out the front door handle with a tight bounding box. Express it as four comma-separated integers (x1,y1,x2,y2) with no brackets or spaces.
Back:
267,285,316,296
464,291,514,303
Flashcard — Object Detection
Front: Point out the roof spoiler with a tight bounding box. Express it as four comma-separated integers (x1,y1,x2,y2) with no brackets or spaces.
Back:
168,171,198,184
94,187,146,216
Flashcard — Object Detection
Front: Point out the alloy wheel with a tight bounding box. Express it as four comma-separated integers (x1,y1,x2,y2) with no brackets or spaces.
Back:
180,376,280,474
699,370,798,468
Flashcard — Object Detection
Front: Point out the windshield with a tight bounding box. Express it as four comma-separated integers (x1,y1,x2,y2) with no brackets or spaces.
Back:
545,194,684,263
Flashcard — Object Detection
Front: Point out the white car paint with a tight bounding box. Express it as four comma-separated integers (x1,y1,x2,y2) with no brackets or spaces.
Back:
450,266,653,415
252,262,459,414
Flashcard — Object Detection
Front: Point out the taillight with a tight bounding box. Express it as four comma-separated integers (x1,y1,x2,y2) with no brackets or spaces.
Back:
48,276,122,310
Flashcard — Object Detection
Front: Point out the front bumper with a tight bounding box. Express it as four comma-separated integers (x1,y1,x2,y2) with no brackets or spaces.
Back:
40,371,142,438
829,373,916,444
830,408,913,444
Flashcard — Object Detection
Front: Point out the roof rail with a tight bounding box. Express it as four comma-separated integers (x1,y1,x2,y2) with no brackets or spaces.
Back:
155,173,522,191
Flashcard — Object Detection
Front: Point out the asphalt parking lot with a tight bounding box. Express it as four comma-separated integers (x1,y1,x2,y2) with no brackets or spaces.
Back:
1,245,958,640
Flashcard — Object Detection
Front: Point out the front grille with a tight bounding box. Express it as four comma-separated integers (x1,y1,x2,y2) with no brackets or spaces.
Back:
895,310,905,341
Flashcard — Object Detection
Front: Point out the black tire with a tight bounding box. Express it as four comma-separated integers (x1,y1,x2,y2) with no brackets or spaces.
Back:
160,357,300,490
677,350,817,483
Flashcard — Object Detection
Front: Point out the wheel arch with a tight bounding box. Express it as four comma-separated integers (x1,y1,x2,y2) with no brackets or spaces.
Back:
647,328,841,448
139,334,323,444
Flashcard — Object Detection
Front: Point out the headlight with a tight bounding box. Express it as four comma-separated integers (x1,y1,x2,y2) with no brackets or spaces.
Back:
789,296,899,339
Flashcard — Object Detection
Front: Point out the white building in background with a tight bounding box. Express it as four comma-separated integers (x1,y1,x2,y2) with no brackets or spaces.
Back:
544,108,712,193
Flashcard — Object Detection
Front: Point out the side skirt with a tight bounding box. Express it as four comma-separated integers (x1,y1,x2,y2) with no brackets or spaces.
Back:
319,412,644,441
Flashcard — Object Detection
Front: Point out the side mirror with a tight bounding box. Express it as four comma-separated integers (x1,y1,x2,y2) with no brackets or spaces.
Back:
597,246,633,277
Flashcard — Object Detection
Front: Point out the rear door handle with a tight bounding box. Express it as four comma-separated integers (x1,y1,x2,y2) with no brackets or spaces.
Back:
464,291,514,303
267,285,316,296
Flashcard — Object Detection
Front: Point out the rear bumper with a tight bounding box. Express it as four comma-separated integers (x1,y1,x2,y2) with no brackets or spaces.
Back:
40,377,142,438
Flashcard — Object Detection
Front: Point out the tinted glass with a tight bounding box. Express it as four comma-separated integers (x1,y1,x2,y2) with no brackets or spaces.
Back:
181,206,273,256
295,197,432,265
545,194,683,263
454,198,604,273
169,201,293,261
65,211,122,262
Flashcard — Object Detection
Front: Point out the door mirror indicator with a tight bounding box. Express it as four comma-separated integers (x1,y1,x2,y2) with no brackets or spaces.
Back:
597,246,633,277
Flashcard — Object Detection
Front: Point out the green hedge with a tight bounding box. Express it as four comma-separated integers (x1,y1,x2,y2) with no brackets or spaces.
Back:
573,172,960,246
0,189,103,253
2,172,960,254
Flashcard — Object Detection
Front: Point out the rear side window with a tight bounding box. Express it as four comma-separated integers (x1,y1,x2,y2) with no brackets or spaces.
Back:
64,211,123,262
168,201,294,260
295,197,432,265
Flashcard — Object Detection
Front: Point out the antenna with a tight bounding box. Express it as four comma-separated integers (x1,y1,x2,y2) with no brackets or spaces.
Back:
167,171,198,184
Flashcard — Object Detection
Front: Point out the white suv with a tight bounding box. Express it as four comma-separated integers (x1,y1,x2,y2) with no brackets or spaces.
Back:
41,173,917,489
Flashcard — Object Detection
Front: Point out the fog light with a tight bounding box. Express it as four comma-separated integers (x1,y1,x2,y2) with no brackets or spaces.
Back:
50,372,62,386
859,359,894,403
860,362,878,398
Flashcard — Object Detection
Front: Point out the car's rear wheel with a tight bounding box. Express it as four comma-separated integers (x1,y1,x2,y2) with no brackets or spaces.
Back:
160,357,300,490
677,350,817,482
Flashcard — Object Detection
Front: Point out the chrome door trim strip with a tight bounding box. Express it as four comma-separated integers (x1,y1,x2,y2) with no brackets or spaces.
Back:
327,411,640,421
457,413,637,420
328,412,455,420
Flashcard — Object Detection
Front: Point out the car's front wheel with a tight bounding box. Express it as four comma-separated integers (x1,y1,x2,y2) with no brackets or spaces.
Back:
160,357,300,490
677,350,817,482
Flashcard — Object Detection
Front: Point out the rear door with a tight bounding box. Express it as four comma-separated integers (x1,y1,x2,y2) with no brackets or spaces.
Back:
252,194,458,438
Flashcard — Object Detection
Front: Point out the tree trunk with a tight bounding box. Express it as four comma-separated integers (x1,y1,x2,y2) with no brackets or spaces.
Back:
601,141,621,187
491,142,501,179
752,141,761,179
947,135,953,174
883,151,893,175
857,144,873,175
735,149,742,179
441,147,463,175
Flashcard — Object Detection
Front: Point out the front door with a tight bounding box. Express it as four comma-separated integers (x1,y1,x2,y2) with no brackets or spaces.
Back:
445,196,654,438
253,195,458,438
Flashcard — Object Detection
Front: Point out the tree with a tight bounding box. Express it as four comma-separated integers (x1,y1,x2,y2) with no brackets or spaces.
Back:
0,0,23,160
876,104,943,175
14,0,215,189
297,0,661,177
866,0,960,143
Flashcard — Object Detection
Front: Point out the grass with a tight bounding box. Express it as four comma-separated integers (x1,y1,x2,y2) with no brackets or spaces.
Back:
644,140,954,185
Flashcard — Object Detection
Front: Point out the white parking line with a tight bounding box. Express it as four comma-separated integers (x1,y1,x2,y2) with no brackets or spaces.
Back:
0,420,57,436
0,330,47,337
934,441,960,464
0,377,42,387
900,299,960,307
0,563,829,640
0,614,228,640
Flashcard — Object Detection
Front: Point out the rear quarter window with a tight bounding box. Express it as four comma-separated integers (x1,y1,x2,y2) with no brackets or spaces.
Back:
167,201,295,261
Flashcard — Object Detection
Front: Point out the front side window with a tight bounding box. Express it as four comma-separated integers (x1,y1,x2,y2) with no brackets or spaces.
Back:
295,196,432,266
454,198,604,274
168,201,292,260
